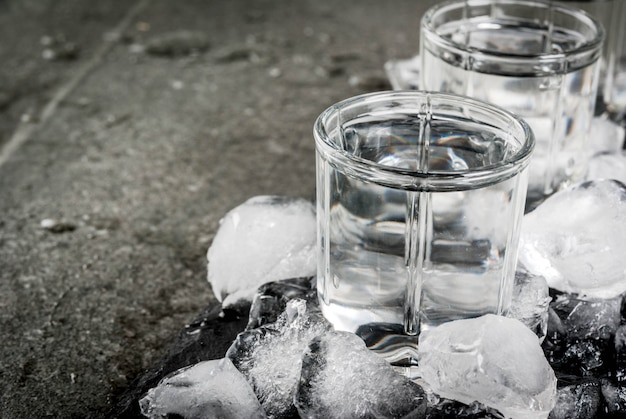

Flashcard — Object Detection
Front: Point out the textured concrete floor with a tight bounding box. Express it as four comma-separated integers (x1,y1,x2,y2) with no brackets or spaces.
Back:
0,1,437,417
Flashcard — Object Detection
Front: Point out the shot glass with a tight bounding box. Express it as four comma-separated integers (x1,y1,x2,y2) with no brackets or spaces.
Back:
603,0,626,115
420,0,604,204
314,91,534,375
559,0,626,115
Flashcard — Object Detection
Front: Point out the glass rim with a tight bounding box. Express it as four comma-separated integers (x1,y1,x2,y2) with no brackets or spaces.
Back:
314,90,535,191
421,0,605,65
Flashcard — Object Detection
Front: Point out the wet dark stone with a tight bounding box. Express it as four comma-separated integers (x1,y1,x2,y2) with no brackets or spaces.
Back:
426,399,504,419
549,376,601,419
110,280,626,418
105,301,249,418
600,379,626,417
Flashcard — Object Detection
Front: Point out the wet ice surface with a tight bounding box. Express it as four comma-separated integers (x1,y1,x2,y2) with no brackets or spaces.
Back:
226,299,332,418
207,196,316,307
295,331,427,418
519,180,626,299
508,269,551,343
138,358,265,419
418,314,557,419
138,277,626,418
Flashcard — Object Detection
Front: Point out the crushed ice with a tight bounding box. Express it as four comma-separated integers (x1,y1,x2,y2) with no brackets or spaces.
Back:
296,331,427,418
226,299,332,418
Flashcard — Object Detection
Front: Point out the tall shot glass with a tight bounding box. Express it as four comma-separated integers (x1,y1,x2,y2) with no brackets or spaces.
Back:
420,0,604,205
560,0,626,115
314,91,534,376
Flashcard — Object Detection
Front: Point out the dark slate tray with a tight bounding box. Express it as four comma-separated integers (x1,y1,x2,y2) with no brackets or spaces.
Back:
105,301,250,419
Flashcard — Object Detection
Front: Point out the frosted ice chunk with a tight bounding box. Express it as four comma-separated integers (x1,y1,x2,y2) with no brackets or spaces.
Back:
508,269,551,343
588,116,625,154
207,196,316,307
418,314,557,419
519,180,626,299
226,299,332,418
139,357,265,419
295,331,426,418
587,151,626,185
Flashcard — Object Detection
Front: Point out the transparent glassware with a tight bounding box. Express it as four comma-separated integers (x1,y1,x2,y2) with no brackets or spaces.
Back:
420,0,605,205
559,0,626,115
314,91,534,377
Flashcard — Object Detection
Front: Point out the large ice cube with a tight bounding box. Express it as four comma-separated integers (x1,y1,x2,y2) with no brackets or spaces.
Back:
139,358,265,419
207,196,316,307
418,314,557,419
226,299,332,418
294,331,427,418
508,269,551,342
518,180,626,299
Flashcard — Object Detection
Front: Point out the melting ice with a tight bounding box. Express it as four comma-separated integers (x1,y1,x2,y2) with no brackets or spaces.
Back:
418,314,557,419
508,269,551,343
139,358,265,419
207,196,316,307
518,180,626,299
226,299,332,418
295,331,427,418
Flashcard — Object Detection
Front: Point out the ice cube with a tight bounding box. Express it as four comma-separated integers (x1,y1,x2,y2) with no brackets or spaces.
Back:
418,314,557,419
508,269,551,342
548,377,601,419
139,357,265,419
207,196,316,307
587,151,626,185
294,330,426,418
246,277,316,330
519,180,626,299
226,299,332,418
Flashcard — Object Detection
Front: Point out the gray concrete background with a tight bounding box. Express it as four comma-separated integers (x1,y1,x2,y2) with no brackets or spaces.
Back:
0,1,437,417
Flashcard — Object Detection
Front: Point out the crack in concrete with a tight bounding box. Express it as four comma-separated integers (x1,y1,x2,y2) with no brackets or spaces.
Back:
0,0,151,169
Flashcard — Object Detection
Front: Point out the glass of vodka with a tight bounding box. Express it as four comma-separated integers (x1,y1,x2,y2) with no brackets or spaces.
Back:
560,0,626,116
420,0,604,206
314,91,534,377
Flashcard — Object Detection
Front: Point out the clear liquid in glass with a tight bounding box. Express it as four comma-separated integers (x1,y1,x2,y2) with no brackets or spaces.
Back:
421,20,599,203
316,115,528,374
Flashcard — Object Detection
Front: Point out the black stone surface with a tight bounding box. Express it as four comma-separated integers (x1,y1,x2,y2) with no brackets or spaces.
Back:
106,301,250,419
